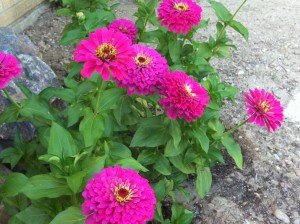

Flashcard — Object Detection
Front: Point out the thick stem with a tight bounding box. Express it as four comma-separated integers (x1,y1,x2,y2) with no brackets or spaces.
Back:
94,78,105,115
71,193,78,205
3,88,21,109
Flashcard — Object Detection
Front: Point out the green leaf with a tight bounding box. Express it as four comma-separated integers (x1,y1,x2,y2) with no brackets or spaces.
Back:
82,156,106,181
196,166,212,198
213,44,232,58
66,171,86,194
209,1,233,22
60,29,86,45
8,216,24,224
0,147,23,168
137,149,160,165
130,118,169,147
164,139,188,157
0,173,28,197
109,142,132,160
229,20,249,40
50,206,85,224
48,122,78,159
21,174,72,199
56,8,73,17
194,42,212,59
97,88,126,112
0,104,19,124
169,39,182,63
154,155,172,175
192,128,209,153
169,156,195,174
15,205,50,224
152,179,166,201
79,108,105,147
115,158,148,172
39,154,62,169
20,95,54,121
40,87,75,103
221,134,243,169
171,203,194,224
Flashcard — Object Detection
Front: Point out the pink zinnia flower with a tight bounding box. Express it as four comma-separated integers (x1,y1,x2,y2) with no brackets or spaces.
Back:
108,18,138,43
74,28,134,80
244,88,284,132
82,166,156,224
115,44,169,95
0,52,22,89
159,71,210,122
158,0,202,35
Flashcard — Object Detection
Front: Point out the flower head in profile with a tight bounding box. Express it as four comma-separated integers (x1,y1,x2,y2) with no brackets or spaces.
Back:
244,88,284,132
159,71,210,122
82,166,156,224
158,0,202,35
116,44,169,95
0,52,23,89
108,18,138,43
74,28,134,80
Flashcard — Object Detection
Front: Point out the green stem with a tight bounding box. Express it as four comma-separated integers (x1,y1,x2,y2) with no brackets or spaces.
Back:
139,0,158,39
71,193,78,205
210,118,248,147
3,88,21,109
216,0,248,43
94,78,105,115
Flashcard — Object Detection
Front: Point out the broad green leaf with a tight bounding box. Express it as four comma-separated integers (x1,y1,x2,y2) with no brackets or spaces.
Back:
66,171,87,194
82,156,106,181
8,216,24,224
115,158,148,172
164,139,188,157
196,166,212,198
169,156,195,174
0,173,28,197
152,179,166,201
192,128,209,153
209,1,233,22
154,156,172,175
21,174,72,199
20,96,54,121
15,205,50,224
56,8,73,17
97,88,126,112
171,203,194,224
39,154,62,169
67,105,82,127
48,122,78,158
40,87,75,103
229,20,249,40
109,142,132,160
195,42,212,59
0,147,23,168
169,39,182,63
137,149,160,165
213,44,232,58
130,119,169,147
221,134,243,169
208,118,225,134
50,206,85,224
60,29,86,45
0,104,19,124
79,108,104,147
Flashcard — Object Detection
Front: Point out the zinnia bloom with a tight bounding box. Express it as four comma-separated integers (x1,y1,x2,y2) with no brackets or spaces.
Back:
82,166,156,224
159,71,210,122
74,28,134,80
244,88,284,132
108,18,138,43
0,52,22,88
116,44,169,95
158,0,202,35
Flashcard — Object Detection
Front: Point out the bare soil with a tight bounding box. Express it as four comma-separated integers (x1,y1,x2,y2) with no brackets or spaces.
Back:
23,0,300,223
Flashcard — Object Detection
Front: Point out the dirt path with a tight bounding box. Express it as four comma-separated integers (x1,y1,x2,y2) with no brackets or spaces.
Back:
23,0,300,223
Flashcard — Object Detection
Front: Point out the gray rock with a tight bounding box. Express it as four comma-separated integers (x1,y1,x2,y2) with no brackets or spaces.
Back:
273,209,290,224
0,28,59,141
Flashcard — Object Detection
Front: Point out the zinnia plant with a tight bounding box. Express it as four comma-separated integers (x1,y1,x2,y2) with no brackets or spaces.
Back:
0,0,283,223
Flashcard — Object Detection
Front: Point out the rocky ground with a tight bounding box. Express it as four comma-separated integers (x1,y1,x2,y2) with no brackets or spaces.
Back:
22,0,300,223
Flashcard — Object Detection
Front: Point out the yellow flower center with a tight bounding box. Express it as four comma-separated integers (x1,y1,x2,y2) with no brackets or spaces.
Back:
185,84,196,97
260,101,271,113
174,2,189,12
114,183,134,203
119,27,127,32
134,53,151,67
95,43,117,61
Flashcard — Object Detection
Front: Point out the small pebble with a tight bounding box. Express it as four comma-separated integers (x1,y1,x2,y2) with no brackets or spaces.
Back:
273,209,290,223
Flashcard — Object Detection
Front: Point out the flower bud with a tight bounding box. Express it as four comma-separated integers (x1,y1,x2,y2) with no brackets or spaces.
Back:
76,12,85,21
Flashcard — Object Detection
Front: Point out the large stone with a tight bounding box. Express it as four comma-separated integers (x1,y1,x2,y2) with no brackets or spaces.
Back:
0,27,59,141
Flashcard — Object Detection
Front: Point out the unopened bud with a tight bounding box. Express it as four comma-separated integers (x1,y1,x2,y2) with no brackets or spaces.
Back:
76,12,85,20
